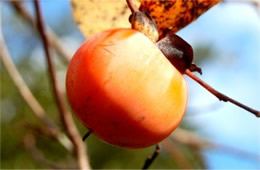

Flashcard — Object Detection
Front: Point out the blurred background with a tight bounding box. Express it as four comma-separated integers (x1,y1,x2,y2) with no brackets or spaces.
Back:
1,0,260,169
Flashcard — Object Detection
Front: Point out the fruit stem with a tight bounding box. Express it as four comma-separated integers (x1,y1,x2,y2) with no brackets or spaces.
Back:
126,0,139,13
82,131,92,142
185,69,260,117
142,144,161,170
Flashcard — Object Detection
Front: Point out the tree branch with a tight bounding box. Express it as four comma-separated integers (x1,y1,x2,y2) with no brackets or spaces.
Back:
126,0,139,13
33,1,90,169
171,128,260,161
142,144,160,170
10,1,71,64
161,139,195,169
0,25,72,152
185,70,260,117
24,133,66,169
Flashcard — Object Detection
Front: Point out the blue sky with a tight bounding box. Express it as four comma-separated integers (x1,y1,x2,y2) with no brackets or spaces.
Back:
178,3,260,168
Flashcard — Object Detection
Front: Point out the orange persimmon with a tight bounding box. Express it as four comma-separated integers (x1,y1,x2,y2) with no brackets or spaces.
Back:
66,28,188,148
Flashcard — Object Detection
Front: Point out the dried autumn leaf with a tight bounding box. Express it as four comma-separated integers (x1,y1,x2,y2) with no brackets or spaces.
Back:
140,0,221,38
71,0,140,38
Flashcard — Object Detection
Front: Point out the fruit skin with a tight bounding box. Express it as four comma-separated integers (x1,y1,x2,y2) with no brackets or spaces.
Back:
66,28,188,148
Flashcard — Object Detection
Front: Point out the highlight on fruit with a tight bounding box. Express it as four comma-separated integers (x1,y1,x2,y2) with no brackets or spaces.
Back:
66,28,188,148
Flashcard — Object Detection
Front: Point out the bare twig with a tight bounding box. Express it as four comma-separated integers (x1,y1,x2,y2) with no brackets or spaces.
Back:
185,70,260,117
33,1,90,169
82,131,92,142
1,41,51,127
142,144,160,170
161,139,194,169
171,128,260,161
24,133,66,169
0,25,72,152
126,0,139,13
10,1,71,64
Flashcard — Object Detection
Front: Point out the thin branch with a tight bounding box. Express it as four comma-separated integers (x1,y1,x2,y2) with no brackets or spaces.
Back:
0,26,72,152
33,1,90,169
171,128,260,162
1,41,49,126
10,1,71,64
23,133,66,169
82,131,92,142
142,144,161,170
126,0,139,13
185,70,260,117
161,139,194,169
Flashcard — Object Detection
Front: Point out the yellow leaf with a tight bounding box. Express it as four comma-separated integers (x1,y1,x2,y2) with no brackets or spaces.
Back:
140,0,221,38
71,0,139,38
71,0,220,39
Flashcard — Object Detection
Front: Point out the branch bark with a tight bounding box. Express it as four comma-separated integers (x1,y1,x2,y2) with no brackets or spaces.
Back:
126,0,139,13
185,70,260,117
24,133,66,169
0,25,72,152
171,128,260,161
161,139,194,169
33,1,90,169
10,1,71,64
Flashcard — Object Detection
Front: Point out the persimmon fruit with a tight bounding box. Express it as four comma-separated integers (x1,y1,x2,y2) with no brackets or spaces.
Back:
66,28,188,148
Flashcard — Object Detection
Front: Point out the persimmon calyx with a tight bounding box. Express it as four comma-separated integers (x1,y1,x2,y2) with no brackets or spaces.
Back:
126,0,159,42
156,33,202,74
129,11,159,43
189,63,202,75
